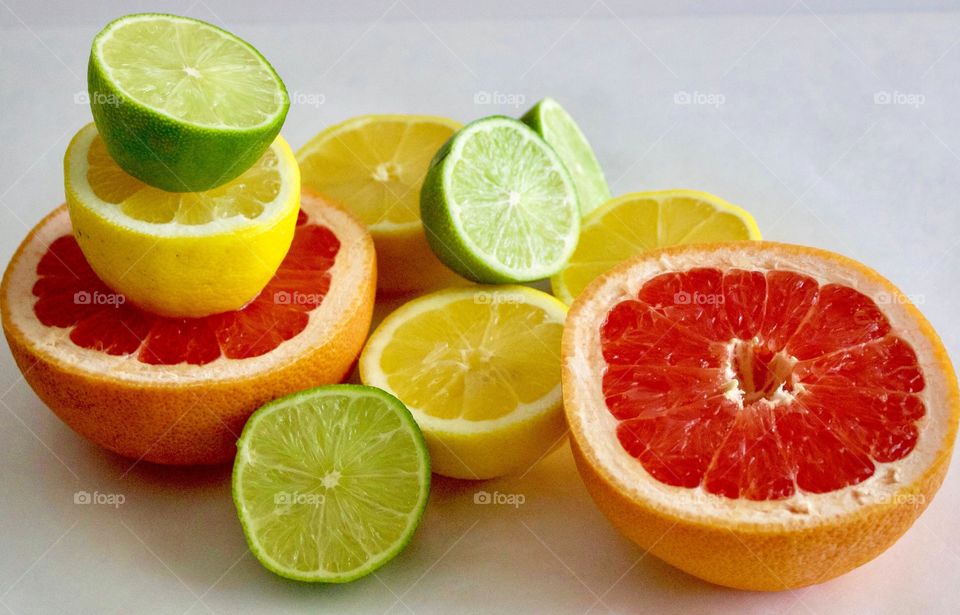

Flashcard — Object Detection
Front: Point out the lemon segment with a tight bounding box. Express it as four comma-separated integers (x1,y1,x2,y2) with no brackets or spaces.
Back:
359,286,568,479
64,123,300,317
551,189,761,304
298,114,464,293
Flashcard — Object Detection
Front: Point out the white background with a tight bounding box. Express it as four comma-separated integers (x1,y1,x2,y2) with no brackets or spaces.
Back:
2,1,960,613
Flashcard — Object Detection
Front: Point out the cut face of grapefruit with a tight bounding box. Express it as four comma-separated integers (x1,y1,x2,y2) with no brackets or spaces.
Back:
563,242,958,590
1,190,375,465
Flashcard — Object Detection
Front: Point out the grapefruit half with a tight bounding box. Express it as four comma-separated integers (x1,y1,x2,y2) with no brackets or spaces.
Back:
562,242,958,590
1,190,375,465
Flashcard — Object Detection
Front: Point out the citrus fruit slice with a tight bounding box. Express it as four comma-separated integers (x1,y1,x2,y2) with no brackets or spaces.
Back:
420,116,580,284
359,286,568,479
65,123,300,318
298,114,465,294
521,97,610,215
551,190,761,304
1,191,375,465
563,242,958,590
233,385,430,582
88,13,289,191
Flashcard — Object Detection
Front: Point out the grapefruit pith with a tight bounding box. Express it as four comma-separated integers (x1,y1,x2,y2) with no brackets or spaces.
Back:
1,190,375,465
562,242,958,590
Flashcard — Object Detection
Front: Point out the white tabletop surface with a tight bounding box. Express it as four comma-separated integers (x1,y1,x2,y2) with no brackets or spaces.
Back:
2,1,959,613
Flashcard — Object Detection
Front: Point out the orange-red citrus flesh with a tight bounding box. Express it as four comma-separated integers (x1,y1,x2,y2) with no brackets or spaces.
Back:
2,190,376,465
563,242,958,590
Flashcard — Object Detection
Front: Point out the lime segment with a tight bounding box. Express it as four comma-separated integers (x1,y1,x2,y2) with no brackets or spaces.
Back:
522,97,610,216
233,385,430,583
420,116,580,283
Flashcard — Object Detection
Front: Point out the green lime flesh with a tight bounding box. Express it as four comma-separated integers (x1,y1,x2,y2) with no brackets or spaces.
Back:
522,97,610,216
420,116,580,283
88,13,289,192
232,385,431,583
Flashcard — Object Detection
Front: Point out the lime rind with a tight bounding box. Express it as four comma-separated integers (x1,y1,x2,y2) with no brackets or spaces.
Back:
88,13,289,192
421,116,580,283
522,97,610,216
232,385,431,583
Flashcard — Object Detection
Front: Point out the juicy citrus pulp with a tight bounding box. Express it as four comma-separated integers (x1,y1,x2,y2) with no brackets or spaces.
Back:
233,385,430,582
359,286,568,479
2,192,375,464
89,13,289,191
521,97,610,215
602,267,922,498
420,116,580,284
563,242,958,590
551,189,761,304
65,123,300,317
39,201,334,365
298,114,464,293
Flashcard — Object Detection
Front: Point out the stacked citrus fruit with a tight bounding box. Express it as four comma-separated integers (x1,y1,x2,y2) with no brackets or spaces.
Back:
2,14,378,466
2,11,957,593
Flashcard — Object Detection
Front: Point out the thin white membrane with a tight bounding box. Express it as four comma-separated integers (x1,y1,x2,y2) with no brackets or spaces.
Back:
564,244,955,527
4,199,373,383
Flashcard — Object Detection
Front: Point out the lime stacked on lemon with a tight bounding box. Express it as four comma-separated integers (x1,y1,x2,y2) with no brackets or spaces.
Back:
89,13,289,192
69,13,299,317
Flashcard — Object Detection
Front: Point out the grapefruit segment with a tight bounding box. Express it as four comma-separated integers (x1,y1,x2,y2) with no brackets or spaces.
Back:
636,268,732,341
758,270,819,353
563,241,959,590
2,190,376,465
786,283,891,360
600,266,922,500
31,206,338,366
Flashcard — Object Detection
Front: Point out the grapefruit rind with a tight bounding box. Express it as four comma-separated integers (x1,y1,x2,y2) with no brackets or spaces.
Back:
1,191,376,465
562,241,958,589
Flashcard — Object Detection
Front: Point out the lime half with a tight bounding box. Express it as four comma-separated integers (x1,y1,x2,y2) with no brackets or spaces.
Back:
522,97,610,216
233,385,430,583
420,116,580,283
89,13,289,192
